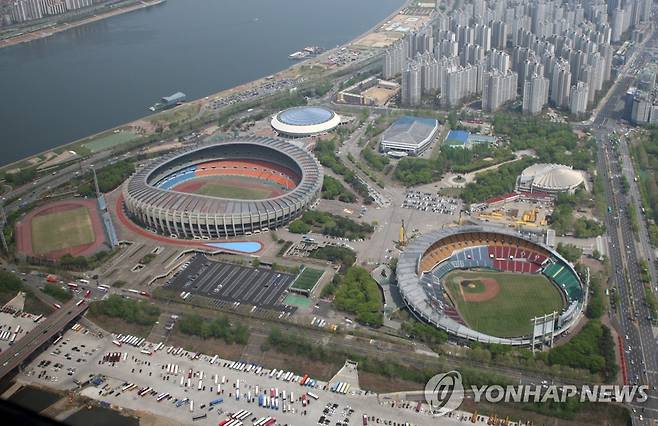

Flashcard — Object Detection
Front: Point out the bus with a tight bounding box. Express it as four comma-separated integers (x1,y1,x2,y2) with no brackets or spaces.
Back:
307,391,319,400
67,283,79,289
78,279,90,285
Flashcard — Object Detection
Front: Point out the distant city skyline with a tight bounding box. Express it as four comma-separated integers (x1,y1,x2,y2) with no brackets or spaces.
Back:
387,0,651,115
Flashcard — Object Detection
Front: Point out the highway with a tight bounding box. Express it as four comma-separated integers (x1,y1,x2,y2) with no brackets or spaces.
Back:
0,298,88,380
591,20,658,422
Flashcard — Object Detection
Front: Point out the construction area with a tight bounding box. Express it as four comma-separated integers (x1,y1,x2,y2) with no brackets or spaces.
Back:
475,203,551,229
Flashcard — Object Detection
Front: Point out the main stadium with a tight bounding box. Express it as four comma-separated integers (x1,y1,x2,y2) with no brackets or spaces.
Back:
397,226,585,346
122,136,323,239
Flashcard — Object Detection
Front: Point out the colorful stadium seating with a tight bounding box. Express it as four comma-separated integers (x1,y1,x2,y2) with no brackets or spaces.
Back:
155,159,300,191
157,166,198,190
419,231,582,312
542,259,581,302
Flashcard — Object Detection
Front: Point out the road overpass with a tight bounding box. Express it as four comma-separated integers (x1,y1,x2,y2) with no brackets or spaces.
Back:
0,300,88,381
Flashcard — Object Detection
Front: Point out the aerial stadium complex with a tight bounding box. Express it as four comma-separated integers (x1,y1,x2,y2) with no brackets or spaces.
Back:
270,106,341,137
122,136,323,239
396,226,585,346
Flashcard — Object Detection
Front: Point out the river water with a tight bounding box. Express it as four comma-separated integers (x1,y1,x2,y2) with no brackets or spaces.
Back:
0,0,403,165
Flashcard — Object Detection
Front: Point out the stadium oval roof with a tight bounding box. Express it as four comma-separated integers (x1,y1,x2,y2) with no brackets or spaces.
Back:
520,163,584,192
271,106,341,137
124,136,322,216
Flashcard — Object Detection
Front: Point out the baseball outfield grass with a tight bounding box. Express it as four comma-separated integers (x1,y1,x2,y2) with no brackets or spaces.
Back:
444,270,564,338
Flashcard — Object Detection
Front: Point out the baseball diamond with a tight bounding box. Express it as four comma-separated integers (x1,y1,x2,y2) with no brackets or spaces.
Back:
444,270,564,338
396,226,585,345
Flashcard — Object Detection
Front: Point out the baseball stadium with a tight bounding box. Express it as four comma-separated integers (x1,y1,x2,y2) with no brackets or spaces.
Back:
396,226,585,345
122,136,323,239
270,106,342,137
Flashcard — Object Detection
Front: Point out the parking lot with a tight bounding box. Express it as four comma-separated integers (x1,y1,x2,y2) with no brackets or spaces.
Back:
19,323,481,426
402,191,461,215
165,255,296,314
0,310,39,353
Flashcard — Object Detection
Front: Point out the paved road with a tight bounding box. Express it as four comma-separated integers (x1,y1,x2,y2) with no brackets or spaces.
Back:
590,22,658,422
0,298,87,380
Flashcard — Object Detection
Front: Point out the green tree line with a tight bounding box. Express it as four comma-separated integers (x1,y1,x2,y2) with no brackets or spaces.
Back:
178,313,249,345
288,210,373,240
321,176,356,202
89,295,160,326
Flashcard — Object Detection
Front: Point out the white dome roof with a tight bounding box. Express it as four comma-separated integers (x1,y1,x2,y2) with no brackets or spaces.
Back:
521,163,584,191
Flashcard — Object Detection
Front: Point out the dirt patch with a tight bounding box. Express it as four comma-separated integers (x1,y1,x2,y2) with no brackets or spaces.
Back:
453,276,500,302
358,372,423,394
166,332,245,361
86,313,153,338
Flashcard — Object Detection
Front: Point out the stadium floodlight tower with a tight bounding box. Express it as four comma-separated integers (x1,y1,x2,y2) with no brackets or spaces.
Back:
530,311,558,352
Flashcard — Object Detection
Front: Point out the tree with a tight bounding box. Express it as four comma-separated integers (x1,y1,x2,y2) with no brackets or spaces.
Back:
288,220,311,234
556,243,582,263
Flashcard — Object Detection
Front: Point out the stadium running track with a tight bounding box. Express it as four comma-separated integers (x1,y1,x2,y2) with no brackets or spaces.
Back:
15,199,107,260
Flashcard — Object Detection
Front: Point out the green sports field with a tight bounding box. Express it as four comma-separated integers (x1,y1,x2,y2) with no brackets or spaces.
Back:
444,270,564,338
291,267,324,291
195,182,274,200
83,131,140,153
31,207,95,255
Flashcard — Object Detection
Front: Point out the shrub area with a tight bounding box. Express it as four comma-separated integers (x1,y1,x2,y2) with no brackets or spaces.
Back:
321,176,356,203
393,140,515,186
310,246,356,272
492,114,595,169
461,158,534,203
264,328,511,388
78,159,135,196
314,140,372,202
178,313,249,345
556,243,582,263
288,210,373,240
89,295,160,326
550,192,605,237
4,168,37,186
548,320,617,381
0,271,50,315
630,129,658,245
43,285,73,303
332,266,383,326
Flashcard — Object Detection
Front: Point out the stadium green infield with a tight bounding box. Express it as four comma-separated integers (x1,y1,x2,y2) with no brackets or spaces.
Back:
444,270,564,338
195,182,273,200
291,267,324,291
31,207,95,255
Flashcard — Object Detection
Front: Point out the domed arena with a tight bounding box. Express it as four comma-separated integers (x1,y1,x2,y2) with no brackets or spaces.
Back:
517,163,585,194
122,136,323,239
271,106,341,137
396,226,585,345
